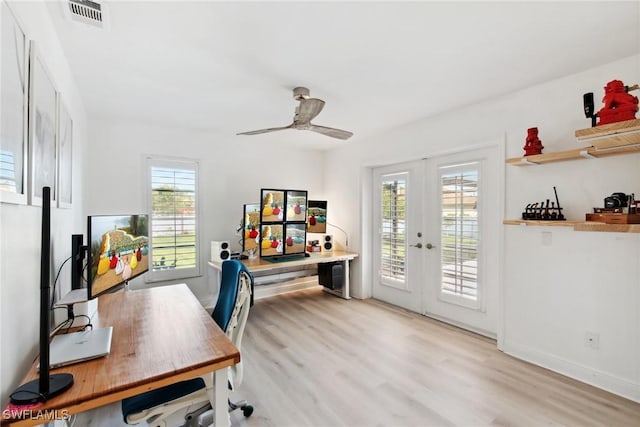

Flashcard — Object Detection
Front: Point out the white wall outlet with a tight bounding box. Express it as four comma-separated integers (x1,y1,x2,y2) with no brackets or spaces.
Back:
585,332,600,349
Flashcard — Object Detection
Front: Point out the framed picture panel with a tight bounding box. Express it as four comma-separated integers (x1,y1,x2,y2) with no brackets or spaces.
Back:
57,97,72,208
28,42,58,206
0,2,29,204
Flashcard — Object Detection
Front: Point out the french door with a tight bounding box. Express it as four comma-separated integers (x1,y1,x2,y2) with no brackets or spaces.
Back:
372,161,424,313
372,146,501,336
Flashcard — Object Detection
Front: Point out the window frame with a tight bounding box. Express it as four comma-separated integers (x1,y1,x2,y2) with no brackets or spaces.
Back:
145,156,201,283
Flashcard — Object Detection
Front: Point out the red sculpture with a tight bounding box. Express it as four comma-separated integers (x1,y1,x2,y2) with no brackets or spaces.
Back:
523,127,544,156
597,80,639,125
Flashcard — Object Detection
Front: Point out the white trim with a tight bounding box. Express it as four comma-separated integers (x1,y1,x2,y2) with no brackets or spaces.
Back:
503,340,640,403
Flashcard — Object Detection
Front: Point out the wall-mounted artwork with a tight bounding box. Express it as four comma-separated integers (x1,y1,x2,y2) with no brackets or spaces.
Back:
57,98,72,208
0,3,29,204
28,43,58,206
307,200,327,233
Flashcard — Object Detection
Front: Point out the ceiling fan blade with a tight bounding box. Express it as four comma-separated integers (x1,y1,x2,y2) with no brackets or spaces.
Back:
236,125,292,136
294,98,325,124
308,124,354,140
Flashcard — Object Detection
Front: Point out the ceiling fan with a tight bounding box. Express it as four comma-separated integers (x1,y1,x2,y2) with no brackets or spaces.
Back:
236,87,354,140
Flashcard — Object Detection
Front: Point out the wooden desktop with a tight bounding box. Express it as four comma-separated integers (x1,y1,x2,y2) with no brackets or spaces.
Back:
2,284,239,427
209,251,358,299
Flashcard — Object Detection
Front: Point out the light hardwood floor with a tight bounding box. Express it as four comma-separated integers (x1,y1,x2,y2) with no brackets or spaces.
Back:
76,287,640,426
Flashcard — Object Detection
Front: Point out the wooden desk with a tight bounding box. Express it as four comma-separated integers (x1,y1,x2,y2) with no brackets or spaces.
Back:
2,284,239,427
209,251,358,299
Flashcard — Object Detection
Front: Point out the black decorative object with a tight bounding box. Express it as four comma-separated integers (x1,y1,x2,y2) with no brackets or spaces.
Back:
583,92,597,127
521,187,566,221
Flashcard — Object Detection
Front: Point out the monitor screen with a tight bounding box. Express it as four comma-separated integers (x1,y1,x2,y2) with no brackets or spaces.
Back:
284,223,306,255
242,203,261,255
307,200,327,233
285,190,307,222
261,189,285,222
87,214,149,299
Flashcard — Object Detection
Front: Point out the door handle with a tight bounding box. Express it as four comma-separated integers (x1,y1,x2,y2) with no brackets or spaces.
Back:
425,243,435,250
410,243,423,248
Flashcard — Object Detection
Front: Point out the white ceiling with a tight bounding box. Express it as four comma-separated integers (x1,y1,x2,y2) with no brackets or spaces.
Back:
46,1,640,150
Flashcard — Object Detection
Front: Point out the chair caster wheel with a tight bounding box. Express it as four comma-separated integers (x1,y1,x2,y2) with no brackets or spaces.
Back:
242,405,254,417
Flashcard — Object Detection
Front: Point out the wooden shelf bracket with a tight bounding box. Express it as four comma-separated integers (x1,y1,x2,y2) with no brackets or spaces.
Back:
579,150,595,159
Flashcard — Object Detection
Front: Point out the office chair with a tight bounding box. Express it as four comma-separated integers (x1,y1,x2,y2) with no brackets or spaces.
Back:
121,260,254,427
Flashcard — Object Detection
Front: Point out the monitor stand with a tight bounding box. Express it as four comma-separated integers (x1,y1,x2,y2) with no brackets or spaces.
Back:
10,373,74,405
54,290,96,331
57,289,87,305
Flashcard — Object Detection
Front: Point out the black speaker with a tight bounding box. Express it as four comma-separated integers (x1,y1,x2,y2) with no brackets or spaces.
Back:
323,235,333,252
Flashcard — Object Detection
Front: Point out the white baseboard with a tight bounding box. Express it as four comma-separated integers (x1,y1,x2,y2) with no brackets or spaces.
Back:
503,340,640,403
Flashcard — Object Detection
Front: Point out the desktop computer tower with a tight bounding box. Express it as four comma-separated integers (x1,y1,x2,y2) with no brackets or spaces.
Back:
318,262,343,290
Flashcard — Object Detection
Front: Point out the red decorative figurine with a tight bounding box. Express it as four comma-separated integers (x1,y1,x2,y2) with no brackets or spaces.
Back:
523,127,544,156
596,80,639,125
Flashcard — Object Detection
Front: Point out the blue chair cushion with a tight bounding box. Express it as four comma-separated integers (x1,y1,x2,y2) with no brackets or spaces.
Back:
121,377,205,421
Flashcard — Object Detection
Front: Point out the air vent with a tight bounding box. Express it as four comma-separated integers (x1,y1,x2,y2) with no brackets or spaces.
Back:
65,0,108,29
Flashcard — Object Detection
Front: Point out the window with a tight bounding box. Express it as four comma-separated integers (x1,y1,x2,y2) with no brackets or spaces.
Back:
439,162,480,306
146,157,200,282
379,173,407,289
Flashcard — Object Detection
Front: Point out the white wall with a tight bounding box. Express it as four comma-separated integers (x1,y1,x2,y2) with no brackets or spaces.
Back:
0,1,88,408
325,54,640,401
1,1,638,408
85,118,325,305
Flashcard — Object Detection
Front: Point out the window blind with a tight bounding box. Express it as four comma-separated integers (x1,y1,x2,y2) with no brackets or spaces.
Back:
148,158,199,281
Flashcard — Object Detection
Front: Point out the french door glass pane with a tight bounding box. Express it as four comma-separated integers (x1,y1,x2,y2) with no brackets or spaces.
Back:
380,174,407,288
440,164,479,301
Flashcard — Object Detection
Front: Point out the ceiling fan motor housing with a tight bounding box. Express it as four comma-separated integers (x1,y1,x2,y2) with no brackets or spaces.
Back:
293,86,311,100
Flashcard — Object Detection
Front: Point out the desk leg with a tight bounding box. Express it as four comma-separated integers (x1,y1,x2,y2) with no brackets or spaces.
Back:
212,368,230,427
342,259,351,299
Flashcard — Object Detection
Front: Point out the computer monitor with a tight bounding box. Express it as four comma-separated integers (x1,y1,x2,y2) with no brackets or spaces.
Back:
307,200,327,233
87,214,149,299
242,203,261,255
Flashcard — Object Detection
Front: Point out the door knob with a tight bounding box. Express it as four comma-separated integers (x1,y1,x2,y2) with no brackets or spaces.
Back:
425,243,435,250
410,243,423,248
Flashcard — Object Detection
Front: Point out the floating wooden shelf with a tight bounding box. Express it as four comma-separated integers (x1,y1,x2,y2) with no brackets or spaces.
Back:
503,219,640,233
575,118,640,149
506,119,640,166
